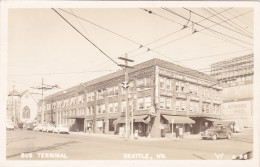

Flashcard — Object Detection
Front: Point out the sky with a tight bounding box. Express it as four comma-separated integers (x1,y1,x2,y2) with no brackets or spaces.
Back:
7,7,254,97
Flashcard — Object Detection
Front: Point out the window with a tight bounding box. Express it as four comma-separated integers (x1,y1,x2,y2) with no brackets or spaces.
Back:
181,100,186,111
97,89,104,100
176,100,181,111
114,86,119,95
216,105,220,115
213,105,216,114
109,103,114,113
87,106,93,116
181,82,185,92
102,104,106,114
160,97,165,109
97,105,102,115
166,78,171,90
176,81,180,92
160,77,165,89
205,103,210,113
194,102,199,113
137,78,152,91
145,97,151,109
165,98,171,110
22,106,30,119
190,101,193,113
78,95,84,103
87,92,94,102
202,104,205,113
138,98,144,109
114,102,118,112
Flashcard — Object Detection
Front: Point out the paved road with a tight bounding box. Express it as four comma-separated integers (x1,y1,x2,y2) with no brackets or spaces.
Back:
6,129,253,160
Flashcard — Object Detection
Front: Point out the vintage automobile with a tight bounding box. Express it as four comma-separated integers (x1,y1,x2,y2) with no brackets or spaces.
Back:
46,124,55,133
53,125,69,134
6,120,14,130
201,125,232,140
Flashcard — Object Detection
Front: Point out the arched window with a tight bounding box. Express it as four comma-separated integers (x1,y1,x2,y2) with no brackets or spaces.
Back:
22,106,30,119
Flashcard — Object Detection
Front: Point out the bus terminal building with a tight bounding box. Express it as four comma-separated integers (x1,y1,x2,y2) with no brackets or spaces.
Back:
38,58,223,138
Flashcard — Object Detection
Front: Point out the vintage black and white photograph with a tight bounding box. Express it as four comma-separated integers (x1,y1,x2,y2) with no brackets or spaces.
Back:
1,1,259,165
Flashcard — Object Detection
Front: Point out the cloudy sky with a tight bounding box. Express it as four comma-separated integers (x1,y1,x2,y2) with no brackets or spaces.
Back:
7,7,253,97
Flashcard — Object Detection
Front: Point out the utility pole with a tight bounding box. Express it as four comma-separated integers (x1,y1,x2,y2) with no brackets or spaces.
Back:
31,78,59,125
118,54,134,140
12,85,16,126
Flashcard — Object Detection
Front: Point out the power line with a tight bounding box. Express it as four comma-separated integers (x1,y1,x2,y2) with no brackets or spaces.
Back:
208,8,253,36
58,8,142,46
9,70,113,77
183,8,253,39
51,8,120,67
162,8,253,46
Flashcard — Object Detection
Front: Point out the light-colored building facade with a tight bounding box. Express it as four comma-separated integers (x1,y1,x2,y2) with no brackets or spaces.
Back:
40,59,223,137
7,90,39,125
211,54,254,128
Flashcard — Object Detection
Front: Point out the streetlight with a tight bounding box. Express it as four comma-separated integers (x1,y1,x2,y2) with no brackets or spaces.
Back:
128,94,137,139
171,118,174,138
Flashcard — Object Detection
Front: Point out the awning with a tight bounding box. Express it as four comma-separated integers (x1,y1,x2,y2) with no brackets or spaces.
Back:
162,115,195,124
205,118,228,125
113,117,126,124
65,116,85,119
113,115,150,124
134,115,150,124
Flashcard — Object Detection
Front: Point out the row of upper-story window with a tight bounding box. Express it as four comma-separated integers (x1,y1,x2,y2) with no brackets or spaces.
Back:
174,99,221,115
159,76,221,99
50,96,153,116
44,76,220,110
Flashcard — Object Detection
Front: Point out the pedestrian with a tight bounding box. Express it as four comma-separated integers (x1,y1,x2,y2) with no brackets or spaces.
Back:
175,125,179,140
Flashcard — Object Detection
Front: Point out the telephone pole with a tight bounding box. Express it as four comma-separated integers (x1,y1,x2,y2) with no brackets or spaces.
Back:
31,78,59,124
118,54,134,140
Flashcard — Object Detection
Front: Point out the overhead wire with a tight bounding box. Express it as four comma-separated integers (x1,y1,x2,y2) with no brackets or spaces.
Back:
208,8,253,36
52,8,120,67
162,8,253,46
183,8,253,39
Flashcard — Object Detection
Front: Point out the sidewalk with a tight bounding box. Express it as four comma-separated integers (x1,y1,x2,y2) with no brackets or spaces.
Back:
69,131,201,141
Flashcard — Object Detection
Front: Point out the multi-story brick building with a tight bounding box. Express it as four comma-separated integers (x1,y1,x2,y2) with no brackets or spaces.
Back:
39,58,223,138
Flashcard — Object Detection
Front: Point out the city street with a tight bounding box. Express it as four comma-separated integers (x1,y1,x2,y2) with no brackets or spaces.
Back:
6,128,253,160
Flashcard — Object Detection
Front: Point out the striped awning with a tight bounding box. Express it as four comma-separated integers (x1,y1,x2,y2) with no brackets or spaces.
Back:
162,115,195,124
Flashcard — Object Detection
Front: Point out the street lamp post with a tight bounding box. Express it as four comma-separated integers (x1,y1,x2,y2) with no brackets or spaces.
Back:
171,119,174,137
129,94,137,139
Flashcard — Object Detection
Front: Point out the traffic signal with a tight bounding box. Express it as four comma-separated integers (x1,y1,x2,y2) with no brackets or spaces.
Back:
121,81,129,89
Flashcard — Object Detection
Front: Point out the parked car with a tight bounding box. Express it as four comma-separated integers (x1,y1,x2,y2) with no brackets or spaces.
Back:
46,124,55,133
201,125,232,140
25,123,34,130
35,124,43,131
6,120,14,130
42,124,48,132
53,125,69,134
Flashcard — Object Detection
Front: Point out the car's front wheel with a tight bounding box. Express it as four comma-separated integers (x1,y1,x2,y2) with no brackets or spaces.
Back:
227,133,231,139
212,135,217,140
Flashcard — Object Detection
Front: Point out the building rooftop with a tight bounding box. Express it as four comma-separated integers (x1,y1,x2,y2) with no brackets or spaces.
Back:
45,58,217,100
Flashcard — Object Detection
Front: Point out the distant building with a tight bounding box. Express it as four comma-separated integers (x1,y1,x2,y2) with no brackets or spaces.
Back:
7,90,39,125
40,58,223,138
211,54,254,128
